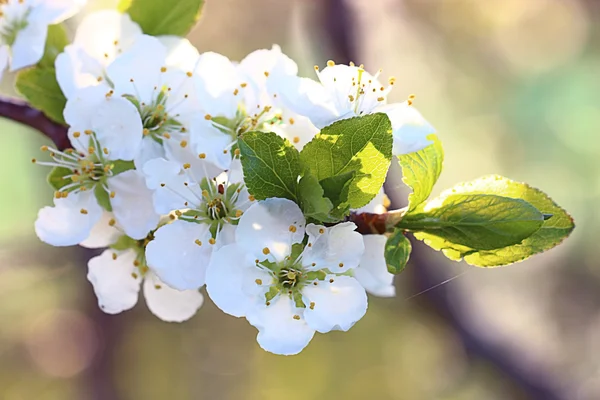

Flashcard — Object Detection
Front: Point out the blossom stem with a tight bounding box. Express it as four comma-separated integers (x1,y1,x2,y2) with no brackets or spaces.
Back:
0,95,70,150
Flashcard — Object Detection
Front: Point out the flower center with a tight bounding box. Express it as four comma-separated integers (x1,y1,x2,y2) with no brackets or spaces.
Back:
32,135,130,199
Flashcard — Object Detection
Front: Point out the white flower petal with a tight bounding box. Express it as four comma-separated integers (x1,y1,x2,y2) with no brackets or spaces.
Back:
193,52,239,118
239,45,298,86
142,158,196,213
92,96,143,161
267,74,338,129
55,45,106,99
246,295,315,355
143,272,203,322
35,190,102,247
236,198,306,263
79,211,120,248
87,249,141,314
145,220,213,290
10,22,47,70
63,85,110,152
303,222,364,272
164,135,223,180
353,235,396,297
29,0,87,25
189,116,234,170
270,111,318,151
302,275,367,333
106,35,167,104
158,36,199,71
134,137,165,171
205,244,261,318
108,170,160,240
377,102,435,155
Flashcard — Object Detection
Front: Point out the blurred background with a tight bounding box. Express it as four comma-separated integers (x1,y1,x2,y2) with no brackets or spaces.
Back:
0,0,598,398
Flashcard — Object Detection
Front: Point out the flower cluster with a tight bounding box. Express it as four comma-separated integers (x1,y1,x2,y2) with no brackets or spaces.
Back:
31,10,435,355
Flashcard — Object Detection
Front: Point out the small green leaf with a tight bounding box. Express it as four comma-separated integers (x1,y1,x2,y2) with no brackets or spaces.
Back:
15,67,66,124
300,113,393,211
110,235,138,251
427,175,575,267
400,194,544,251
94,184,113,212
109,160,135,176
39,24,69,68
238,131,301,202
297,173,336,223
398,134,443,212
47,166,72,190
125,0,205,36
385,229,412,274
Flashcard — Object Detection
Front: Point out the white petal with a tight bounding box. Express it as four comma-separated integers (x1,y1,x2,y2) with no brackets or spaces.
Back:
189,116,234,170
302,275,367,333
205,244,263,318
55,45,106,99
267,74,338,129
193,52,239,117
145,220,213,290
302,222,364,272
353,235,396,297
106,35,167,104
377,102,435,155
108,170,160,240
10,23,47,70
79,211,121,248
269,111,318,151
236,198,305,263
73,10,142,66
239,45,298,86
92,96,143,161
246,296,315,355
318,65,385,115
87,249,141,314
63,85,110,152
29,0,87,24
164,134,223,180
143,272,203,322
142,158,196,213
133,137,165,171
35,190,102,247
158,36,199,71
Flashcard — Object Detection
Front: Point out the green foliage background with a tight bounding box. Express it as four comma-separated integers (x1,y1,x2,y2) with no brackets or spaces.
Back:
0,0,597,399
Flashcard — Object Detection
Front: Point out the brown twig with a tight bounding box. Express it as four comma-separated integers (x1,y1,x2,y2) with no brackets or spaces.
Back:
0,95,70,150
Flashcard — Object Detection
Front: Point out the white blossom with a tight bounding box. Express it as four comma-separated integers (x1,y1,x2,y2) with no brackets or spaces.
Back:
86,227,203,322
270,62,436,155
144,158,254,290
206,198,367,355
0,0,86,80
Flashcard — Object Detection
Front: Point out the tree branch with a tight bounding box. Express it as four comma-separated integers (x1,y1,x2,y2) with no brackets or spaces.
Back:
0,95,69,150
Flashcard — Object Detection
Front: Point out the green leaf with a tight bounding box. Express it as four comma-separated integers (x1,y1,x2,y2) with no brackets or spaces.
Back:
47,166,72,190
110,235,138,251
385,229,412,274
109,160,135,176
238,131,302,202
39,24,69,68
94,184,113,212
425,175,575,267
117,0,132,11
15,67,66,124
400,194,544,251
297,173,336,223
299,113,393,211
398,134,444,212
125,0,205,36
